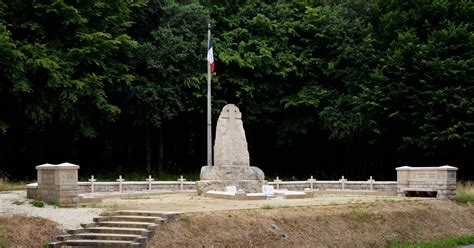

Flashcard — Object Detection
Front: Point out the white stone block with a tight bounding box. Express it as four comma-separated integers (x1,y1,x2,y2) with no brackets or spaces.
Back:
262,185,274,195
226,186,237,194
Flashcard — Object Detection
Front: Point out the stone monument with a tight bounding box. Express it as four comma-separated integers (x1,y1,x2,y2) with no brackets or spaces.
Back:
29,162,80,207
196,104,265,194
396,165,457,200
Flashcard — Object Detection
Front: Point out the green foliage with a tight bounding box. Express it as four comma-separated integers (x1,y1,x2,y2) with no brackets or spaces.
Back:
125,0,210,128
456,182,474,204
31,200,44,208
0,0,473,177
0,0,137,137
261,204,274,209
387,235,474,248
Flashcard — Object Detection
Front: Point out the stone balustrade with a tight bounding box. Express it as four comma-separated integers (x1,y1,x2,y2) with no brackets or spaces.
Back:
267,176,397,192
77,181,196,193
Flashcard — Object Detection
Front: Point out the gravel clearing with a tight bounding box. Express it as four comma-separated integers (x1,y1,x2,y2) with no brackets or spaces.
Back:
0,190,410,230
0,191,103,230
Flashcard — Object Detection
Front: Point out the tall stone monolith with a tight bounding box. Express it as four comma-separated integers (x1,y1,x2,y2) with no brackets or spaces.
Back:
196,104,265,194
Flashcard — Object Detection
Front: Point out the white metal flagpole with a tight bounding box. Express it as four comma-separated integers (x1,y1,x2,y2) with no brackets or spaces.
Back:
207,23,212,166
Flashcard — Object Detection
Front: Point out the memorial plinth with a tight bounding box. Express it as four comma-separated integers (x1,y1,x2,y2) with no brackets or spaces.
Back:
196,104,265,195
396,165,457,200
34,162,79,207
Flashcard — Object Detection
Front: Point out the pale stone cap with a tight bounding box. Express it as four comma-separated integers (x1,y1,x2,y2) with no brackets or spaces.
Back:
36,162,80,170
395,165,457,171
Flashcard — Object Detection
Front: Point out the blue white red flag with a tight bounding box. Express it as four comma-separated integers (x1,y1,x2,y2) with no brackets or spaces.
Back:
207,32,214,72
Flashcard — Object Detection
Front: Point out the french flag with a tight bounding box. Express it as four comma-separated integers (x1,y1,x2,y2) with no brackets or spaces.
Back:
207,32,214,72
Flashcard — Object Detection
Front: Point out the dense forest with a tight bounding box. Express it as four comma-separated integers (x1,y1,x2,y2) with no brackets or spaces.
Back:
0,0,473,180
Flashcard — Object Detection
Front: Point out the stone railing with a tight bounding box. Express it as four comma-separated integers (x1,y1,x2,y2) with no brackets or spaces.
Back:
267,176,398,192
77,175,196,193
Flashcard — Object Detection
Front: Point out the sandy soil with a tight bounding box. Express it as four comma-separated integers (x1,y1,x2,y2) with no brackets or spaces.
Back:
98,192,414,213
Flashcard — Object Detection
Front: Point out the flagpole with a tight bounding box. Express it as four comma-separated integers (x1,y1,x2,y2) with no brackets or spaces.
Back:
207,23,212,166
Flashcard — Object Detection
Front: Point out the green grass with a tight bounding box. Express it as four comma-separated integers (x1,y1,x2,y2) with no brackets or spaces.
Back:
31,200,44,208
0,172,27,192
261,204,274,209
11,200,24,205
180,215,190,224
388,235,474,248
350,205,369,223
456,181,474,204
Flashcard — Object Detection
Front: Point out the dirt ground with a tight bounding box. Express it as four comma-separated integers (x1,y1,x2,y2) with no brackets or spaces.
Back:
97,192,411,213
0,214,62,247
147,200,474,248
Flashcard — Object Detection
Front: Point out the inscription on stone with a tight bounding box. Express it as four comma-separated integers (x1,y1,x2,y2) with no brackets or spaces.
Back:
414,172,437,180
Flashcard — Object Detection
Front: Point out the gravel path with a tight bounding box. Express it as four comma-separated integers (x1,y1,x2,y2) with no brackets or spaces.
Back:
0,191,103,230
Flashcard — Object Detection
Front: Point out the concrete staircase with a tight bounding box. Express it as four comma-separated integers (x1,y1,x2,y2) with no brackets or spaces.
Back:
49,210,180,248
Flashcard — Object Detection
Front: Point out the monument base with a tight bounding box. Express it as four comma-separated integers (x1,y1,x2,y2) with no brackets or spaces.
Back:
200,165,265,181
196,180,265,195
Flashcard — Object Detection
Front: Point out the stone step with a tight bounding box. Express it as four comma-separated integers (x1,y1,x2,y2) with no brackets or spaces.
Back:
60,239,142,247
52,210,178,247
94,215,166,224
58,233,144,242
102,210,180,220
83,227,152,236
82,221,158,230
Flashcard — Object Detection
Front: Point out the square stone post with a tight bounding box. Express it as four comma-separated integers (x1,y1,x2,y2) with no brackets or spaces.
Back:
36,163,79,207
396,165,457,200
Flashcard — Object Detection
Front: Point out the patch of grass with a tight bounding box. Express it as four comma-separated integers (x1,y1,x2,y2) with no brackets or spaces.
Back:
0,172,27,192
349,205,369,223
261,205,274,209
388,235,474,248
45,200,59,207
121,196,151,200
30,200,44,208
11,200,24,205
180,215,190,224
456,181,474,204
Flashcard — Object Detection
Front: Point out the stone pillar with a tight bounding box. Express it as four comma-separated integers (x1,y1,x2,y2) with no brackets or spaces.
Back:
36,163,79,207
396,165,457,200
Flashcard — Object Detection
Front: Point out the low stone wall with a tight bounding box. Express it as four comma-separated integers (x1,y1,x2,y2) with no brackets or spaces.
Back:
77,181,196,193
268,180,397,192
